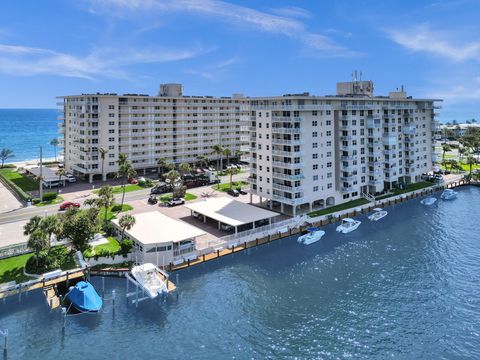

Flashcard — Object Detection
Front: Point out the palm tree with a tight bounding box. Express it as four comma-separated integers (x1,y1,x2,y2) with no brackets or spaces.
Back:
0,148,14,168
28,229,48,268
99,147,109,181
196,155,208,169
56,168,66,194
442,144,452,166
157,157,167,178
212,145,224,171
119,214,136,240
224,167,240,189
178,162,191,175
40,215,60,248
235,149,242,162
223,148,232,166
164,169,183,197
466,155,476,180
458,147,466,162
116,154,136,211
97,185,115,225
24,216,42,236
50,139,60,162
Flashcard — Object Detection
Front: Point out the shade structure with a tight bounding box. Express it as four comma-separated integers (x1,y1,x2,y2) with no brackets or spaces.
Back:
67,281,103,312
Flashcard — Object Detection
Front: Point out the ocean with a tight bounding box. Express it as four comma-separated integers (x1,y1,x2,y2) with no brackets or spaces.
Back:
0,109,59,163
1,186,479,359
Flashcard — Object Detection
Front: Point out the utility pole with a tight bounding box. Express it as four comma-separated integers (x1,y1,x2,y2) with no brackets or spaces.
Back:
39,146,43,202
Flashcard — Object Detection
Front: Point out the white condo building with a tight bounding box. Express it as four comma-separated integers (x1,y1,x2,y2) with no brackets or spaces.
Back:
57,84,248,182
246,80,441,215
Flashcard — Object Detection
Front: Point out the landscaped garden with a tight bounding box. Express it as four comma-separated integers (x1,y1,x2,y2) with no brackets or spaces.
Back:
308,198,370,217
213,180,248,192
159,192,197,202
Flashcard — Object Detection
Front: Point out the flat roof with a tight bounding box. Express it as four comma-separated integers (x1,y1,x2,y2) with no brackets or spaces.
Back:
112,211,205,245
184,198,278,227
26,166,60,182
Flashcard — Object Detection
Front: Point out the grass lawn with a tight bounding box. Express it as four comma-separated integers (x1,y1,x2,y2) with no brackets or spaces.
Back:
159,193,198,202
308,198,370,217
97,204,133,223
0,169,38,192
0,253,34,284
376,181,434,200
34,196,64,207
83,237,121,258
94,184,146,194
213,181,248,192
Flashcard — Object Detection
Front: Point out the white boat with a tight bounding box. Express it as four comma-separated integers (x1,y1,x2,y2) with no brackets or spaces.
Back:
130,263,169,299
420,197,437,206
440,189,458,200
336,218,361,234
297,227,326,245
368,208,388,221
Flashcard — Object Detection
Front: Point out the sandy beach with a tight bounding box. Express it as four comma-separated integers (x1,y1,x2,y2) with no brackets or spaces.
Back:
4,157,61,168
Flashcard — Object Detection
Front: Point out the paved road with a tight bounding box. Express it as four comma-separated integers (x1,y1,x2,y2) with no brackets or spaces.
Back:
0,171,250,225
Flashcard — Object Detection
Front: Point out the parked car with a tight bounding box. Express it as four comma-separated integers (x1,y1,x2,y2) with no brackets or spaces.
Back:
128,178,138,184
147,196,158,205
167,197,185,207
227,189,239,197
221,223,234,231
192,211,200,219
65,174,76,183
236,187,247,195
59,201,80,210
150,183,169,195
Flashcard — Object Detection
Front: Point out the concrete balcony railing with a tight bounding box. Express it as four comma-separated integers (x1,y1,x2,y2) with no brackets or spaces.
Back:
272,194,305,206
272,138,303,146
271,127,303,134
271,116,304,122
272,172,305,181
272,161,304,169
383,136,397,146
272,183,303,193
403,127,417,135
272,149,304,157
340,155,357,161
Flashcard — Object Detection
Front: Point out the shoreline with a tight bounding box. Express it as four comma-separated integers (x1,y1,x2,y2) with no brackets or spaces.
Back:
3,157,61,168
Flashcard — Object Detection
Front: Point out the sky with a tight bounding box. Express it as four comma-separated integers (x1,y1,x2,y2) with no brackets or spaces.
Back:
0,0,479,122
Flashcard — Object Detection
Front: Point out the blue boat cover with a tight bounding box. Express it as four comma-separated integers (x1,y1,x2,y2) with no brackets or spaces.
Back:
67,281,103,312
307,227,319,232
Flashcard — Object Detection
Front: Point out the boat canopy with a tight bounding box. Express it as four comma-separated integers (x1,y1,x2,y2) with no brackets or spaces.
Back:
373,208,383,212
343,218,355,223
67,281,103,312
307,227,319,232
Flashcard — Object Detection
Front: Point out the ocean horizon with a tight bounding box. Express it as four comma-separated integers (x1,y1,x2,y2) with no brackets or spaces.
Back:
0,108,59,163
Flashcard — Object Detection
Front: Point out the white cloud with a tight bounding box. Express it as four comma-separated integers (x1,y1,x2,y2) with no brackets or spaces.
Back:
184,56,241,80
270,6,311,19
386,24,480,62
86,0,358,57
0,43,209,80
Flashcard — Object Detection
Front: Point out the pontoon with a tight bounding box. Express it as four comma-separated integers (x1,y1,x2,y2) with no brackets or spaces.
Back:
297,227,326,245
336,218,361,234
368,208,388,221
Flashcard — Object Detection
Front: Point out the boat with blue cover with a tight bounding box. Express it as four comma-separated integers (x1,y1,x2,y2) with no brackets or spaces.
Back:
66,281,103,313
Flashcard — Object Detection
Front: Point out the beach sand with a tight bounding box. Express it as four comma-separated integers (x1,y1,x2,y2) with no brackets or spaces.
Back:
4,157,61,168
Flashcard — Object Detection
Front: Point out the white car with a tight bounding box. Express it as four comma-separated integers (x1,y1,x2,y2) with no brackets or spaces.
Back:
66,174,76,183
221,223,233,231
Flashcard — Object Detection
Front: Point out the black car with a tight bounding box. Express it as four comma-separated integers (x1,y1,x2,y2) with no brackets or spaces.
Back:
236,187,247,195
147,196,158,205
227,189,240,197
150,182,169,195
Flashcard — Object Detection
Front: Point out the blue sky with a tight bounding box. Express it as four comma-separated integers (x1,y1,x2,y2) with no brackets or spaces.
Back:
0,0,479,122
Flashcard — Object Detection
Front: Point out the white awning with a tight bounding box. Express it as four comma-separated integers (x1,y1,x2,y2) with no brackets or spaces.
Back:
112,211,205,246
25,166,60,182
184,197,278,227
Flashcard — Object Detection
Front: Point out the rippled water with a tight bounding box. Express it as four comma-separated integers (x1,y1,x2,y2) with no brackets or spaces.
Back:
1,187,480,359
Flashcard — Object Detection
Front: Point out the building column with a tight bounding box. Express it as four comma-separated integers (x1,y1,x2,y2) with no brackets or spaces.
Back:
269,199,273,209
249,192,253,204
218,221,221,230
252,222,255,229
143,168,147,175
203,215,206,223
235,226,238,234
309,203,312,212
280,203,284,213
102,173,107,181
259,196,263,204
89,174,93,183
269,218,272,225
293,206,296,216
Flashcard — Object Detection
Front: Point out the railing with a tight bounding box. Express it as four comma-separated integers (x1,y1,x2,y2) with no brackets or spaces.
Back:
0,243,30,259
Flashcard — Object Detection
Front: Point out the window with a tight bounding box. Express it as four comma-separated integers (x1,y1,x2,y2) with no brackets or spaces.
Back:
108,137,115,142
108,105,115,110
108,162,115,166
313,142,318,148
312,111,318,116
327,172,332,178
313,164,318,170
312,120,318,126
109,113,115,118
108,121,115,126
313,175,318,181
326,162,332,168
326,120,331,126
327,183,332,189
313,153,318,159
313,186,319,192
313,131,318,137
326,131,332,136
109,154,115,158
108,129,115,134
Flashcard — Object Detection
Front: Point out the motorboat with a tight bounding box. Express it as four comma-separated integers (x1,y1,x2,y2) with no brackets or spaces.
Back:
368,208,388,221
420,197,437,206
131,263,169,299
440,189,458,200
336,218,361,234
297,227,326,245
66,281,103,313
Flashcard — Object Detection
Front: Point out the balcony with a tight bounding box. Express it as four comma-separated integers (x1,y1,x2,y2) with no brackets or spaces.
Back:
272,161,304,169
271,116,304,122
272,150,304,157
340,175,357,181
272,172,305,180
340,155,357,161
368,179,383,186
272,183,302,192
367,117,382,128
272,194,305,206
383,149,397,156
383,135,397,146
271,127,303,134
340,135,353,141
272,138,303,146
341,187,355,193
403,126,417,135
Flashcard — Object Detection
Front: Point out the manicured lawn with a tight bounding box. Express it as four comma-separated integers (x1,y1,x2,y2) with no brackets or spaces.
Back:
0,253,34,284
102,204,133,221
0,169,38,192
308,198,370,217
213,181,248,192
94,184,146,195
159,193,198,202
34,196,64,207
376,181,434,200
83,237,121,258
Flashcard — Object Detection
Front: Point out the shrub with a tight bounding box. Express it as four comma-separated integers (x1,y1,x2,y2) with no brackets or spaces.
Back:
42,192,57,201
120,239,133,257
0,164,16,169
32,198,41,204
111,204,123,212
102,222,117,237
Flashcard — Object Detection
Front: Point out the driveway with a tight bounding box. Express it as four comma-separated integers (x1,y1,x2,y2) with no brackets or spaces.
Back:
0,181,22,214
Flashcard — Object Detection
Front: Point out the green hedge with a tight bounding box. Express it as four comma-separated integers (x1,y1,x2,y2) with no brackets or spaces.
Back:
42,192,57,201
0,171,32,202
